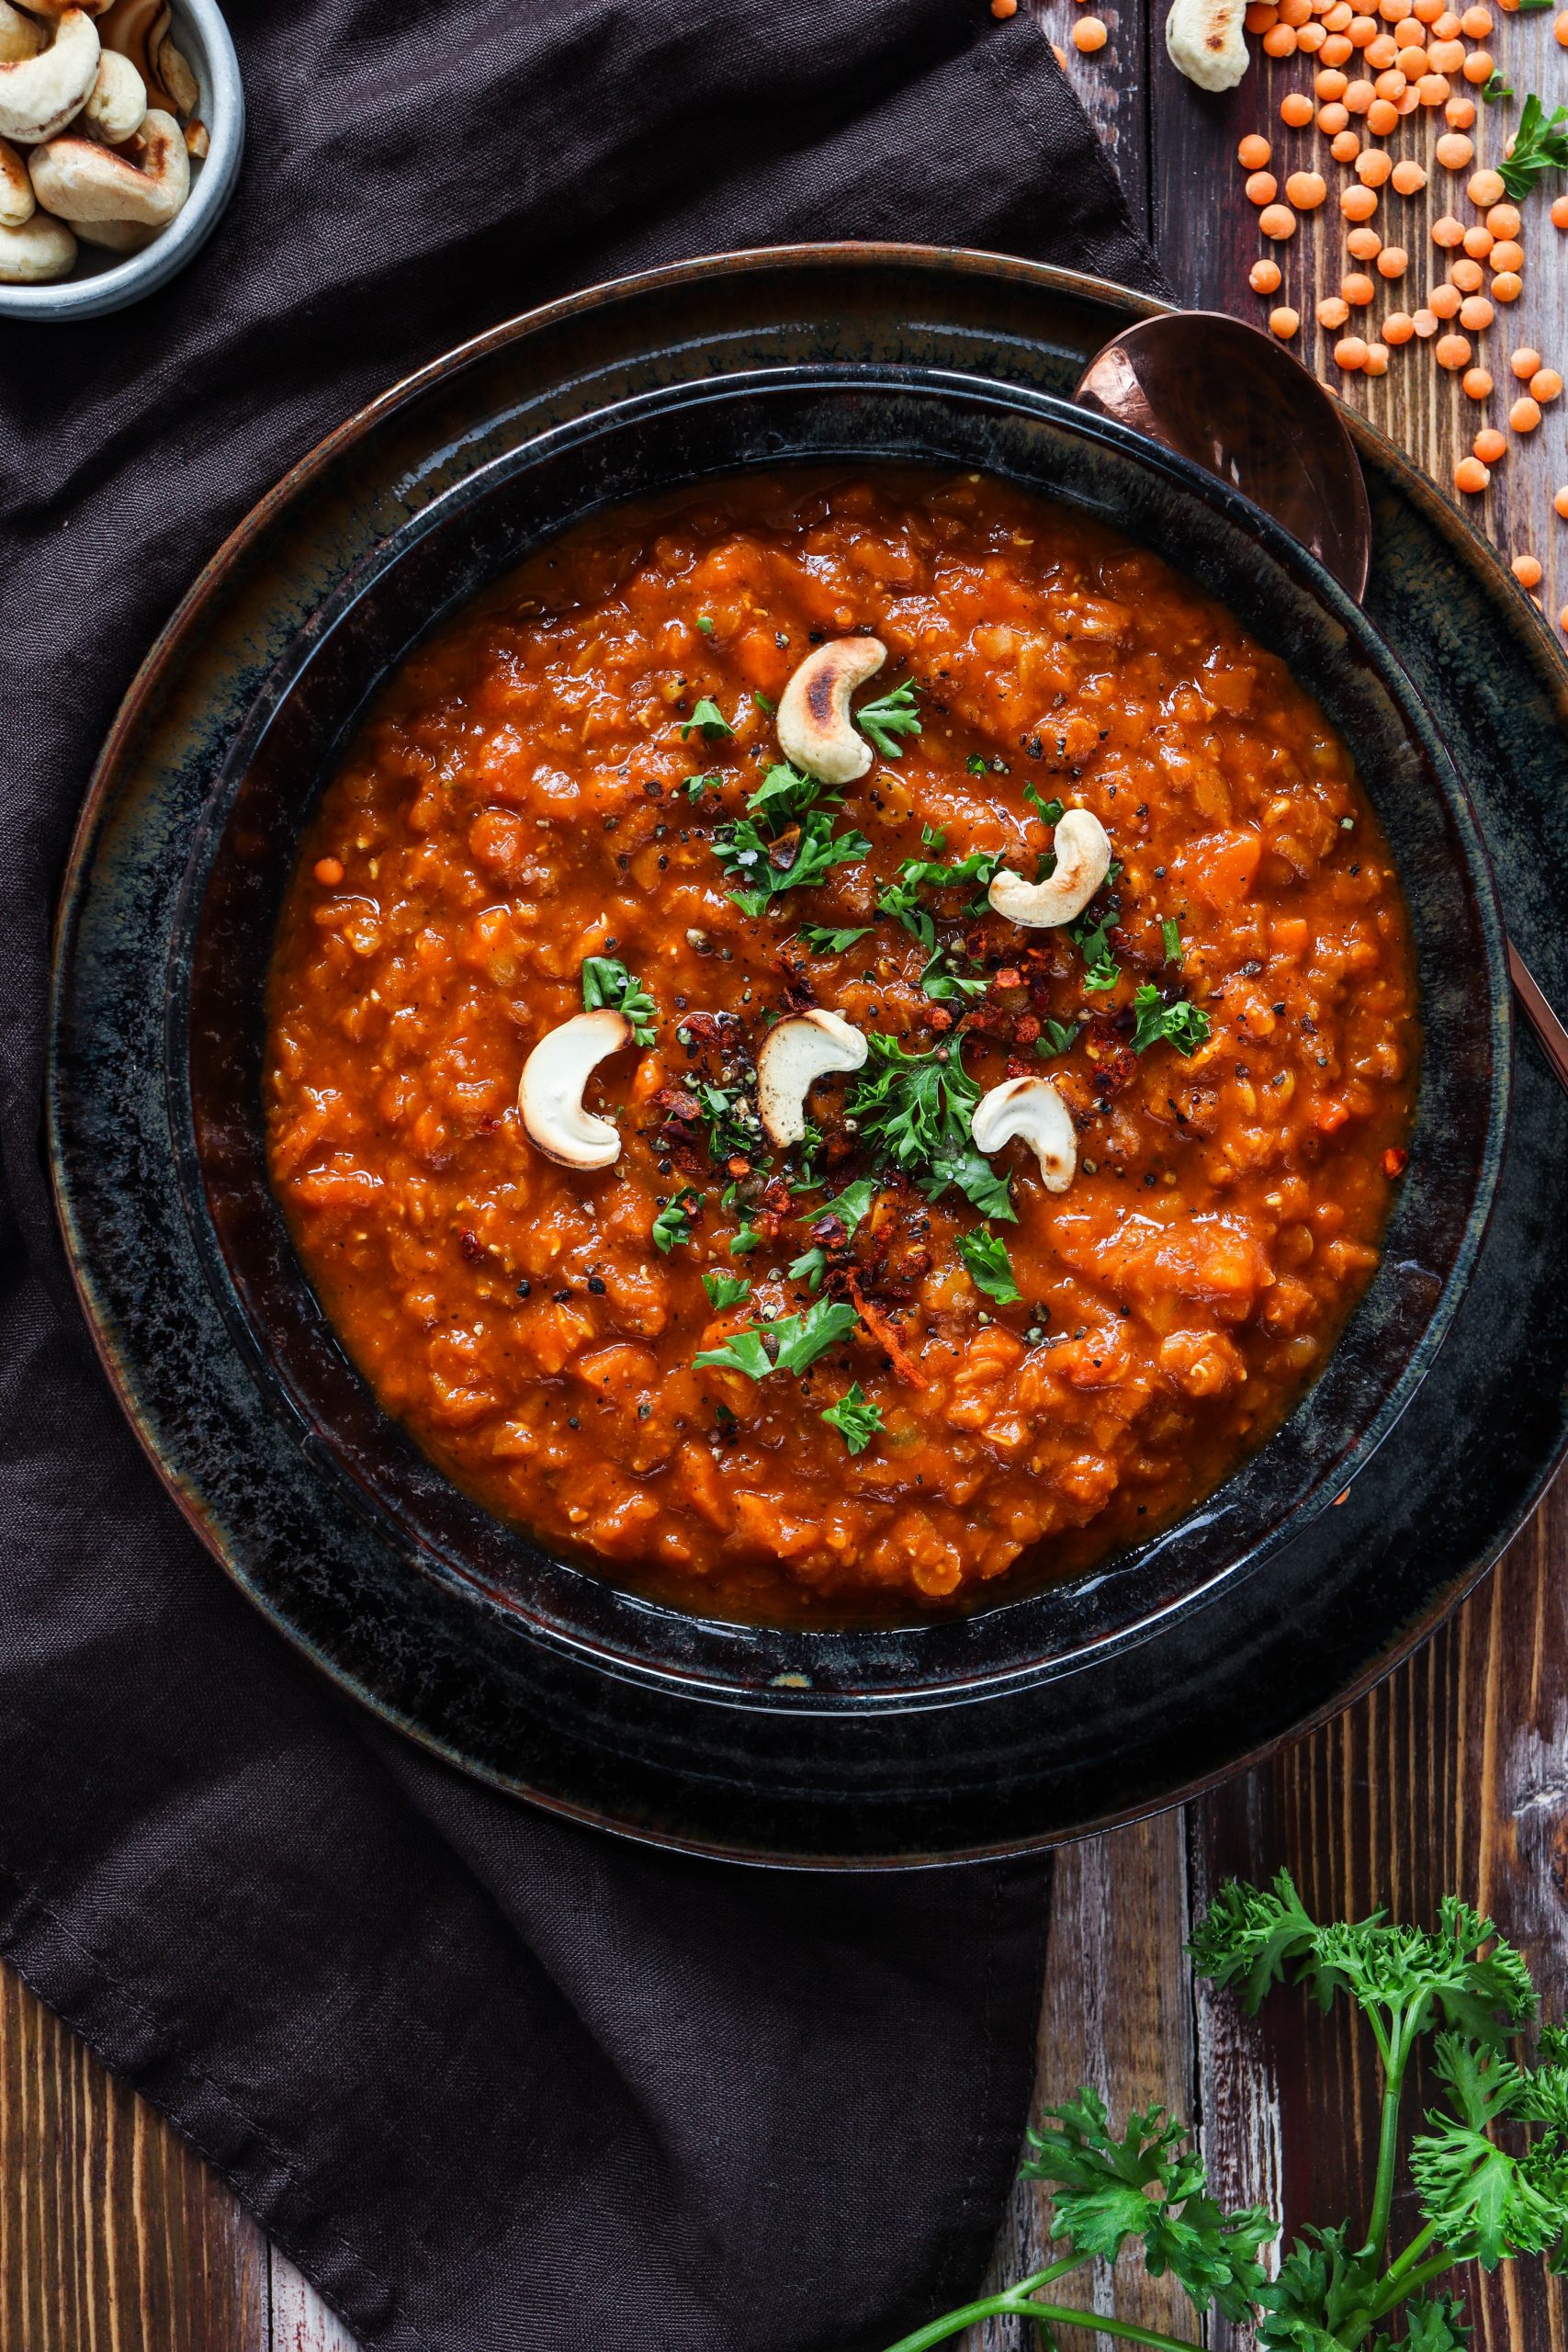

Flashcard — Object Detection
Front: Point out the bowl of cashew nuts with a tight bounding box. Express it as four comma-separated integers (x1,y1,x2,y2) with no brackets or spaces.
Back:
0,0,242,318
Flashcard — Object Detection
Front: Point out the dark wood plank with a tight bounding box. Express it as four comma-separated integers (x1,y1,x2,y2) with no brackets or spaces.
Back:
0,1963,269,2352
1030,0,1154,234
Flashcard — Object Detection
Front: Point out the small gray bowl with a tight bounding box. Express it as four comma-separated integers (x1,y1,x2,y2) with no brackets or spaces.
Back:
0,0,243,322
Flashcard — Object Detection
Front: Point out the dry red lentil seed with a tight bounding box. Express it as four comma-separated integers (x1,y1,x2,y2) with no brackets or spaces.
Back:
1531,368,1564,402
1358,149,1393,184
1264,20,1300,48
1318,100,1351,129
1513,553,1544,586
1445,95,1476,128
1299,20,1327,45
1363,341,1391,372
1493,271,1523,301
1455,457,1491,491
1322,27,1356,52
1316,63,1350,92
1462,45,1495,76
1510,345,1542,379
1073,16,1109,48
1485,203,1520,236
1382,309,1416,341
1395,83,1421,112
1238,133,1273,166
1366,28,1398,57
1336,334,1371,367
1432,214,1465,245
1247,171,1280,203
1343,184,1380,219
1331,128,1362,159
1343,270,1378,304
1462,224,1495,257
1269,306,1302,338
1281,89,1316,123
1450,257,1484,292
1318,291,1353,325
1378,245,1410,276
1475,426,1507,462
1250,257,1285,293
1416,70,1450,99
990,0,1019,15
1345,76,1375,107
1392,159,1427,192
1554,485,1568,516
1557,10,1568,37
1469,168,1506,205
1510,395,1542,430
1260,203,1299,238
1348,224,1383,258
1436,131,1474,167
1462,367,1494,398
1436,332,1472,367
1552,194,1568,229
1491,239,1524,272
1461,4,1492,29
1396,43,1428,74
1429,36,1466,65
1460,295,1495,331
1430,283,1462,317
1413,307,1440,334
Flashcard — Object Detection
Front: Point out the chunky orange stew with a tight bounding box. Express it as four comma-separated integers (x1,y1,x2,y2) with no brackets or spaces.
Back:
265,468,1416,1623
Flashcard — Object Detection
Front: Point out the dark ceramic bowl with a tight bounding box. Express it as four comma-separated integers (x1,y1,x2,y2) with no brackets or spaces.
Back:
167,367,1512,1710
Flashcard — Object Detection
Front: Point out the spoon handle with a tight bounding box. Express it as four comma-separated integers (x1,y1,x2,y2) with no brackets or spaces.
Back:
1509,941,1568,1095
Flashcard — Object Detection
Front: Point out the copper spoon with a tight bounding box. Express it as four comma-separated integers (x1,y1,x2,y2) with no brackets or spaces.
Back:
1075,309,1568,1092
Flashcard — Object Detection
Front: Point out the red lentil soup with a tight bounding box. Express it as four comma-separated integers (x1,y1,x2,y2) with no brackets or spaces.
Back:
265,468,1417,1625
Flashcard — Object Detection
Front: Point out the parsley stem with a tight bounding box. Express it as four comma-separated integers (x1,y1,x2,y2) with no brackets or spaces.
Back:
1371,2222,1450,2315
1003,2303,1200,2352
1358,2041,1409,2263
881,2262,1083,2350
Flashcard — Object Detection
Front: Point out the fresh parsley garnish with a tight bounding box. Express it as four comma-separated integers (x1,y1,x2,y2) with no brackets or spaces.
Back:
683,770,722,803
1070,903,1121,993
788,1177,878,1291
855,677,921,759
849,1035,1015,1222
889,1876,1568,2352
581,956,657,1046
919,949,988,1006
820,1382,884,1454
752,689,775,717
694,1295,859,1381
651,1188,699,1255
1036,1019,1081,1060
1025,783,1066,826
695,615,715,635
965,753,991,777
1161,915,1183,967
712,810,872,918
1130,985,1212,1057
877,831,1007,946
702,1271,751,1309
958,1227,1021,1305
1499,93,1568,196
680,697,734,741
693,1079,765,1168
747,761,839,830
800,922,873,955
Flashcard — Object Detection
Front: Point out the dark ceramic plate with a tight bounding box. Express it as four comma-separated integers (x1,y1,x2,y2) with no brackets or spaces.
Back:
49,247,1568,1863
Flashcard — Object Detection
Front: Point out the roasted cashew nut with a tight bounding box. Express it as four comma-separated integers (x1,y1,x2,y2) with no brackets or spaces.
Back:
756,1009,868,1148
0,205,74,279
98,0,178,111
29,103,186,222
987,807,1113,929
972,1076,1077,1194
776,637,886,786
0,6,99,146
519,1009,634,1170
1165,0,1249,89
83,45,144,140
0,133,31,223
0,6,46,66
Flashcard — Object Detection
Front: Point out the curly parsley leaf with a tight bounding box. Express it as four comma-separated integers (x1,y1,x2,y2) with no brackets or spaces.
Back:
821,1381,883,1453
800,922,873,955
1409,2035,1568,2267
692,1079,766,1169
855,677,921,758
683,770,723,803
919,948,988,1005
694,1295,859,1381
1023,2088,1274,2325
1256,2222,1379,2351
848,1035,1016,1222
1036,1019,1081,1060
959,1227,1021,1305
1131,985,1212,1057
702,1271,751,1310
712,810,871,918
965,752,992,777
877,831,1007,944
747,760,840,829
1025,782,1066,826
1499,93,1568,198
651,1188,700,1255
1070,902,1122,992
788,1177,879,1291
581,956,657,1046
680,696,734,742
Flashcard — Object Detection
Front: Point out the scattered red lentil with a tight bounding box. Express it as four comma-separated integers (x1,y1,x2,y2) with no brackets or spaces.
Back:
1468,168,1506,206
1318,99,1351,129
1247,171,1280,204
1382,310,1416,341
1318,291,1353,326
1513,552,1544,586
1336,334,1371,368
1073,16,1108,49
1287,170,1328,206
1552,195,1568,230
1343,270,1378,304
1510,395,1542,430
1430,282,1462,317
1455,457,1491,492
1343,184,1380,220
1474,426,1507,462
1281,89,1316,123
1436,131,1475,168
1358,149,1394,185
1462,366,1494,397
1270,305,1302,338
1348,223,1384,258
1436,332,1473,368
1554,485,1568,517
1331,128,1362,159
1259,203,1299,238
1238,133,1273,167
1509,346,1541,379
1493,270,1523,301
1446,94,1476,127
1363,340,1391,372
1462,223,1495,258
1459,295,1495,330
1531,368,1564,402
1412,307,1439,335
1450,256,1484,292
1367,95,1400,130
1432,213,1465,245
1392,160,1427,194
1484,203,1520,237
1378,244,1410,276
1249,257,1284,293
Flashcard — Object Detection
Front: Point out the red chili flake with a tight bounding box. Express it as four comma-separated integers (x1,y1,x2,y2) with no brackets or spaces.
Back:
1383,1146,1409,1179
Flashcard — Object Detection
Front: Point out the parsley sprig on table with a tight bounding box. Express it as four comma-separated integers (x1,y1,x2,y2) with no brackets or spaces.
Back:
1499,94,1568,198
886,1875,1568,2352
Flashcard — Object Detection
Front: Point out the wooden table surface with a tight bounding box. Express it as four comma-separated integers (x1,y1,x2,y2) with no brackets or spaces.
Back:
7,14,1568,2343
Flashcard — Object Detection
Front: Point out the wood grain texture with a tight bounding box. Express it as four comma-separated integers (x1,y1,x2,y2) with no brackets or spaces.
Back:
4,28,1567,2340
